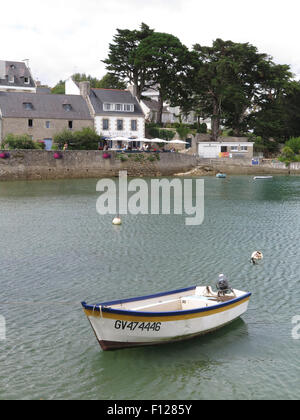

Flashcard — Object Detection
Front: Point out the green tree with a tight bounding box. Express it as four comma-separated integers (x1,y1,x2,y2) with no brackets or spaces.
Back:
72,73,126,89
97,73,127,89
102,23,154,100
51,80,65,94
190,39,293,141
250,81,300,143
135,32,191,123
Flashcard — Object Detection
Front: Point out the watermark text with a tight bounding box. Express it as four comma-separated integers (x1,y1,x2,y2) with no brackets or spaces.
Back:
96,171,204,226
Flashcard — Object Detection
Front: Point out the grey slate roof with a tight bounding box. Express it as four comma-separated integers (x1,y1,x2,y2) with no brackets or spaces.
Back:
142,99,170,113
0,60,36,89
0,92,93,120
89,88,144,116
36,86,51,94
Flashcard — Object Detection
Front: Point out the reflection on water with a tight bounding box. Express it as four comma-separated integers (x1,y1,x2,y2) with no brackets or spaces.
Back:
0,175,300,400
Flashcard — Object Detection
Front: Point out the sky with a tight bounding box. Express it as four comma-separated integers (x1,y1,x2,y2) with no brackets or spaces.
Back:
1,0,300,87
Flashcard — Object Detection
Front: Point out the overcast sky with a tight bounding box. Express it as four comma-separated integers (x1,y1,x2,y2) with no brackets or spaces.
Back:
1,0,300,87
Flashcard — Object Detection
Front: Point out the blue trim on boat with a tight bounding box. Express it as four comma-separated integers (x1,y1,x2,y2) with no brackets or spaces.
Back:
81,288,252,318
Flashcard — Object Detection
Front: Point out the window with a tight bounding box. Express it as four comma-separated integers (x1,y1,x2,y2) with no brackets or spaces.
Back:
102,119,109,130
23,102,33,110
221,146,227,153
103,103,134,112
46,121,51,128
24,77,30,84
68,121,73,129
117,120,123,131
131,120,137,131
28,119,33,128
124,104,134,112
63,104,72,111
9,75,14,83
241,146,248,151
103,103,112,111
231,146,238,151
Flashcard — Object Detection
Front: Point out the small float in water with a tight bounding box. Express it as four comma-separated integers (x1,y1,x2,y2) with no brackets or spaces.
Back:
112,216,122,225
250,251,263,264
81,277,251,351
253,176,273,180
216,173,227,178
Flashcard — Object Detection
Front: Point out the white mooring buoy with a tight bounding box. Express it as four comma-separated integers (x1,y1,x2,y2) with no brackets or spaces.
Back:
112,216,122,225
250,251,263,264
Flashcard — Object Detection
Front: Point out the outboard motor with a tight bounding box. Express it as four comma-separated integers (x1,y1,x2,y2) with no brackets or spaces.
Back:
216,274,231,295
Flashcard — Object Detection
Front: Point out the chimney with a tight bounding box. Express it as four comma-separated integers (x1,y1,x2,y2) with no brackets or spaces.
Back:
127,84,138,98
79,81,90,97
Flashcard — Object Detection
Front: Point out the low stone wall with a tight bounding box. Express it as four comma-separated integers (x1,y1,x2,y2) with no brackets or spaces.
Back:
0,150,198,181
196,158,300,175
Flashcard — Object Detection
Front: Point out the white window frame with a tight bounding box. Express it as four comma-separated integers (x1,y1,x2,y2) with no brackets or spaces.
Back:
46,121,51,129
9,75,14,83
24,77,30,84
231,146,238,151
103,103,134,112
240,146,248,151
103,103,113,111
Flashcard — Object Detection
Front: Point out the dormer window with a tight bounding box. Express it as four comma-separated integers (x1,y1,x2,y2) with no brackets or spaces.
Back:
124,104,134,112
23,102,33,110
103,103,134,112
24,77,30,84
63,104,72,111
103,103,112,111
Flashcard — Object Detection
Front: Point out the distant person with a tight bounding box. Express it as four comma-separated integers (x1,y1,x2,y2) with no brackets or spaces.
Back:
63,143,68,151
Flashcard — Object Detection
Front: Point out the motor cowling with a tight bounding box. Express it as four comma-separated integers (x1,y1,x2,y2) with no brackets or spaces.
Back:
216,274,230,294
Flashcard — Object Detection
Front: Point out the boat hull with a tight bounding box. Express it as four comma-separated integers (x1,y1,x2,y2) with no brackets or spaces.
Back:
82,290,251,351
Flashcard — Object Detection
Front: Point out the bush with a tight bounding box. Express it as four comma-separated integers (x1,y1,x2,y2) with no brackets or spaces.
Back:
285,137,300,155
54,127,101,150
3,134,42,150
197,123,207,134
147,126,175,140
53,129,75,149
176,124,190,140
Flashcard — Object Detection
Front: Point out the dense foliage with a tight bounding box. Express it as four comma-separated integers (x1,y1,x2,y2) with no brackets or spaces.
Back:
53,127,102,150
103,23,300,152
3,134,45,150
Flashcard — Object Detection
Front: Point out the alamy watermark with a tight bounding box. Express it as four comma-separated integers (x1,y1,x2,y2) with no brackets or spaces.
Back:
292,316,300,340
96,171,204,226
0,315,6,341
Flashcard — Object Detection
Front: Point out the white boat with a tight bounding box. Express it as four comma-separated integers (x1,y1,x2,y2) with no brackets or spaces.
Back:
81,284,251,351
253,176,273,180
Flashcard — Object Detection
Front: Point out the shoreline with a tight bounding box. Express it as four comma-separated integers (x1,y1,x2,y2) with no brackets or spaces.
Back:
1,150,300,182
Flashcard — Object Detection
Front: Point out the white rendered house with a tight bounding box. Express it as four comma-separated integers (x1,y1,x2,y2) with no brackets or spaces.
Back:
65,78,145,139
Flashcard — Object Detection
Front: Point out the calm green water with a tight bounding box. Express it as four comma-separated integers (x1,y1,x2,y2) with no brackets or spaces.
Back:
0,175,299,400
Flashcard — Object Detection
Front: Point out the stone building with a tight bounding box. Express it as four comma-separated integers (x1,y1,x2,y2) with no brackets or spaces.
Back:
0,91,93,150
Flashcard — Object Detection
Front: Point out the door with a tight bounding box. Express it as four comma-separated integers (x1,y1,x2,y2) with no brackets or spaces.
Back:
44,139,53,151
198,144,219,158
